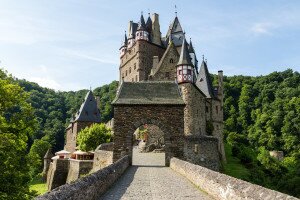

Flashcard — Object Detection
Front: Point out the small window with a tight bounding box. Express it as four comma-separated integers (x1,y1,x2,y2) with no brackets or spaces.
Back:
170,59,173,63
206,106,209,113
135,75,138,81
187,69,192,75
85,111,88,115
126,70,127,76
129,67,131,73
134,63,136,70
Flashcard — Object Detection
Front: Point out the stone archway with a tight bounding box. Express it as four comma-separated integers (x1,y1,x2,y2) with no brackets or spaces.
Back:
112,105,185,166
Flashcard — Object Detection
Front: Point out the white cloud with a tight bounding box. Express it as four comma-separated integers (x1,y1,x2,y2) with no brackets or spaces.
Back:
61,49,118,65
250,22,274,35
28,77,61,90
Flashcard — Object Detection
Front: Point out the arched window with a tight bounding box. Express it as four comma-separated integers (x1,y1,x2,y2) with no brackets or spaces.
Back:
170,59,174,63
134,63,136,70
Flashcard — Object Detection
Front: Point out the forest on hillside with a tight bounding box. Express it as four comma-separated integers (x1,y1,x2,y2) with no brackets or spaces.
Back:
0,68,299,198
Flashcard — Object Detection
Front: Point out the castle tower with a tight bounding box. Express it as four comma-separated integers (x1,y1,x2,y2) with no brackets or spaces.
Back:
119,32,127,57
64,90,101,152
176,37,195,84
127,21,137,48
135,13,149,41
151,13,161,46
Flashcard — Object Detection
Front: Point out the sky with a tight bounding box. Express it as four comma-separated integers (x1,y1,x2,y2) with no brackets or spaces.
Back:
0,0,299,91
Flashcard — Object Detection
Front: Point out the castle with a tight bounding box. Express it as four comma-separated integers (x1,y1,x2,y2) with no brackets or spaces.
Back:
44,12,225,191
117,12,225,162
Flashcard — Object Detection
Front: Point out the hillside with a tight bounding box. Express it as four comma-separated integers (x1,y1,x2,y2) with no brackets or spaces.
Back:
1,68,299,197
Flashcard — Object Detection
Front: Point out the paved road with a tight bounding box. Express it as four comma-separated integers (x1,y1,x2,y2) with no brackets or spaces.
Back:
100,147,212,200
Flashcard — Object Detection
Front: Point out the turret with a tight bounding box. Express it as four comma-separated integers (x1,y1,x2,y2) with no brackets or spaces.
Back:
151,13,161,46
188,38,198,74
135,13,149,41
176,36,194,84
119,31,127,57
127,21,136,48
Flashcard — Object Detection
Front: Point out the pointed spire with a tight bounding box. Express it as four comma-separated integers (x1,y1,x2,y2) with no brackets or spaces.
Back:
137,12,146,31
177,34,193,66
196,60,214,98
146,14,152,33
73,90,101,123
188,38,195,53
122,31,128,46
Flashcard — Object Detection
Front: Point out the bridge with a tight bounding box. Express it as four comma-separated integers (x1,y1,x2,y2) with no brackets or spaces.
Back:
37,147,298,200
101,147,211,199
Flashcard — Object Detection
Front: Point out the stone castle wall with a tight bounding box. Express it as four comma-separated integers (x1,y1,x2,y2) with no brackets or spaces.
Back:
65,121,93,152
170,157,298,200
184,136,220,171
92,142,114,172
47,159,69,191
113,105,185,166
180,83,207,136
120,40,165,82
66,159,93,184
36,156,130,200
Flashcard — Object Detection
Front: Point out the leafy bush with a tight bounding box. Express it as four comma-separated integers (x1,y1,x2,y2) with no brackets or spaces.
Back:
77,123,112,151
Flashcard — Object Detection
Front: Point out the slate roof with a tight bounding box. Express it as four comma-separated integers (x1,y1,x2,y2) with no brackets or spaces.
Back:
188,39,195,53
137,14,146,31
73,91,101,123
112,81,185,105
128,21,138,39
195,61,215,98
146,15,152,33
177,37,193,66
166,17,184,47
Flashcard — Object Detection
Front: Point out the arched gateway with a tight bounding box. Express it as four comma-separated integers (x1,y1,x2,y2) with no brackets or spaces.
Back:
112,81,185,166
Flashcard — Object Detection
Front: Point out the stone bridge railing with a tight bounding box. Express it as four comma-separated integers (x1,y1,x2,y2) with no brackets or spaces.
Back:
36,155,129,200
170,157,298,200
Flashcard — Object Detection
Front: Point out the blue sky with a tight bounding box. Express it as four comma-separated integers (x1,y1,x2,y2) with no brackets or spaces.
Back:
0,0,299,91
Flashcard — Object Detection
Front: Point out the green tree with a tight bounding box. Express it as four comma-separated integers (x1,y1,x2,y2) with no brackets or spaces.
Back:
0,70,37,199
77,123,112,151
28,139,51,175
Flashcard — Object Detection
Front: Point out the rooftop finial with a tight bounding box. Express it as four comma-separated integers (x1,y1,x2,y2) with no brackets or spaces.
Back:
141,11,143,16
202,55,204,61
175,5,177,17
148,8,150,16
90,86,92,91
205,59,207,64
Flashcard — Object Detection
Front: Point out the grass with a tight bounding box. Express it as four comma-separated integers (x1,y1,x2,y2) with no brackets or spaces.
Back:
222,143,251,181
29,176,47,195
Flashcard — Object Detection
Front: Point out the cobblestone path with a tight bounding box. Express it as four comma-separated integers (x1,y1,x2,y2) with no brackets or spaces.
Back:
100,147,212,200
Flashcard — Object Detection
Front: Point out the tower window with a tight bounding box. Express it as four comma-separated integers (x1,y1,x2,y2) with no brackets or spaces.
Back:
129,67,131,73
206,106,209,113
187,69,192,75
134,63,136,70
170,59,173,63
126,70,127,76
